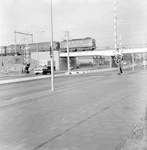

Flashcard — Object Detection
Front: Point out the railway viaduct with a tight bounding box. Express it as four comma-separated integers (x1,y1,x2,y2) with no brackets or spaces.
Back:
31,48,147,71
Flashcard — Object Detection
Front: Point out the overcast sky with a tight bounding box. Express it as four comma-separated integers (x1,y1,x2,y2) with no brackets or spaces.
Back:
0,0,146,47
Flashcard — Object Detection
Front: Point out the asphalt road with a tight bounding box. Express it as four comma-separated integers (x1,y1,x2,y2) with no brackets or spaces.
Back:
0,65,146,150
0,66,144,110
0,71,112,101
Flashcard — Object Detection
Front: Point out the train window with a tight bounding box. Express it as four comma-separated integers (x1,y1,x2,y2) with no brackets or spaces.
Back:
76,41,78,43
80,41,83,43
72,41,74,44
44,45,46,47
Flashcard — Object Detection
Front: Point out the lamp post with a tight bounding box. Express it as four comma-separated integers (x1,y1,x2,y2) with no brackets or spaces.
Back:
65,31,70,74
131,23,135,71
14,31,17,56
119,36,123,55
114,0,118,53
143,35,146,69
36,43,39,66
50,0,54,91
35,31,45,66
119,20,134,70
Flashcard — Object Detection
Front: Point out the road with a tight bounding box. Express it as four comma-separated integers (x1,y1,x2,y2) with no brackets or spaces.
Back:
0,66,144,113
0,67,133,103
0,66,146,150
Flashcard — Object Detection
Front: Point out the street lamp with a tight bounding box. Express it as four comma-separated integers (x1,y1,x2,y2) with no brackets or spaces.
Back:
119,20,135,70
50,0,54,91
35,31,45,66
131,32,146,69
14,31,17,56
142,34,146,69
131,23,135,71
65,31,70,74
114,0,118,53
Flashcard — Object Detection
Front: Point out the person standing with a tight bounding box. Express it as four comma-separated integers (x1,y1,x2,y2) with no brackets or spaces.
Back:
25,62,30,74
115,54,123,75
1,62,4,73
1,62,4,67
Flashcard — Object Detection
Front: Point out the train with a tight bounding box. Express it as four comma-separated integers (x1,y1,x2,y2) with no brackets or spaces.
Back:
0,37,96,56
0,41,60,56
60,37,96,52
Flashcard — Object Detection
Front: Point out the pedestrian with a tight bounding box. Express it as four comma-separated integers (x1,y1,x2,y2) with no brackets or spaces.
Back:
21,62,25,73
1,62,4,73
25,62,30,74
115,54,123,75
1,62,4,67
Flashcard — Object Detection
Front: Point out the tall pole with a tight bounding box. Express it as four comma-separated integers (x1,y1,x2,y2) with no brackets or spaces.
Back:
36,43,39,67
31,34,33,43
111,0,118,68
119,36,121,49
50,0,54,91
119,36,124,55
131,23,134,71
25,21,29,62
35,31,45,67
143,35,145,69
114,0,118,53
65,31,70,74
14,31,17,56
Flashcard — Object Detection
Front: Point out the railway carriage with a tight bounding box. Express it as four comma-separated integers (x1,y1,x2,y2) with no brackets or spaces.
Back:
0,42,60,56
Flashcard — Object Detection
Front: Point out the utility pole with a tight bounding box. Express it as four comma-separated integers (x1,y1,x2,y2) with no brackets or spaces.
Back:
35,31,45,67
113,0,119,68
65,31,70,74
31,34,33,43
114,0,118,53
14,31,17,56
36,43,39,67
143,34,145,69
50,0,54,91
25,21,29,62
119,36,121,49
131,24,135,71
14,31,33,59
14,31,33,40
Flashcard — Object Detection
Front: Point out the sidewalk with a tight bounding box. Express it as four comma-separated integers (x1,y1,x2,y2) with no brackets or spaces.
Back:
0,65,132,85
0,68,146,150
0,70,66,85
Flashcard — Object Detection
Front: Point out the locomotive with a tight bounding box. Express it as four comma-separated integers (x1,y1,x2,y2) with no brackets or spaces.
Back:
60,37,96,52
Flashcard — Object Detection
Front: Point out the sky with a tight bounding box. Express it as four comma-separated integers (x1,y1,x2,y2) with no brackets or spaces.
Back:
0,0,147,47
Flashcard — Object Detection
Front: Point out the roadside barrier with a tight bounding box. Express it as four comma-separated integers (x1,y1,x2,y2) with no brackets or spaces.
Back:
66,65,136,75
68,68,118,75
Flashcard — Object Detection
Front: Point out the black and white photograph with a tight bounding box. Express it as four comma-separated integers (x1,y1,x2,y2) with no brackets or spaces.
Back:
0,0,147,150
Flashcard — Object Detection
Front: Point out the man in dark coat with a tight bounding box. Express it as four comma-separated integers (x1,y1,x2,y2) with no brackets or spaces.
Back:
115,54,123,75
25,62,30,74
